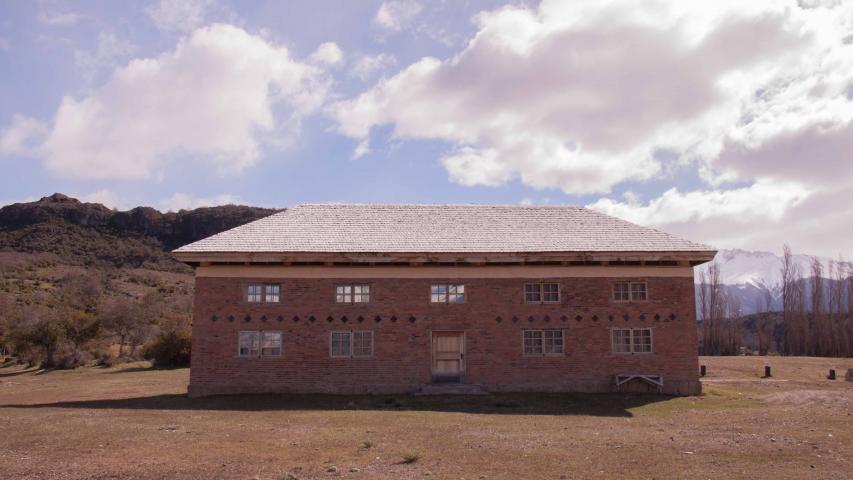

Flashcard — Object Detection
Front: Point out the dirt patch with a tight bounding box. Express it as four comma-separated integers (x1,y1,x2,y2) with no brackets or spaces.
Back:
763,389,853,409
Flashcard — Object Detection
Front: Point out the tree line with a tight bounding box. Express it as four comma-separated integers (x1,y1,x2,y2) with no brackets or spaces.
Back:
698,244,853,357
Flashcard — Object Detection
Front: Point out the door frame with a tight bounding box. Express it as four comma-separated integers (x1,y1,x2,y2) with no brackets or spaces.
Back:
430,330,466,380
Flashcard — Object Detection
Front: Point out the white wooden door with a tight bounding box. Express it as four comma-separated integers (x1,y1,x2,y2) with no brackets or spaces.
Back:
432,332,464,375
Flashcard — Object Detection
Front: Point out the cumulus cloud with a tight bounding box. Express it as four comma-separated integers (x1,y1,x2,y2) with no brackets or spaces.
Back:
145,0,214,32
0,115,48,156
333,0,852,196
309,42,343,66
74,32,138,80
39,23,332,180
159,192,243,212
349,53,396,81
373,0,423,32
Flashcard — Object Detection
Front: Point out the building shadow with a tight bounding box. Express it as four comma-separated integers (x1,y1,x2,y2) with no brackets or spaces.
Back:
0,392,673,417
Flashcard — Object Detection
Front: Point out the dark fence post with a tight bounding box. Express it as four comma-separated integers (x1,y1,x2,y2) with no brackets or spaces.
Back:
828,369,836,380
764,365,772,378
700,365,706,377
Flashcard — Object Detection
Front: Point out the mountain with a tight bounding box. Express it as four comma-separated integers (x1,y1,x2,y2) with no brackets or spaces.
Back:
696,249,850,315
0,193,279,271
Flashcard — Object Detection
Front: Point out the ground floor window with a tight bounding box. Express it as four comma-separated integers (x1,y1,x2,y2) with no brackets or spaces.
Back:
239,331,281,357
523,329,564,355
330,331,374,358
612,328,653,354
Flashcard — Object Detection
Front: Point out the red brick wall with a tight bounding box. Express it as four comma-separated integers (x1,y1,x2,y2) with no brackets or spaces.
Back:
188,274,700,396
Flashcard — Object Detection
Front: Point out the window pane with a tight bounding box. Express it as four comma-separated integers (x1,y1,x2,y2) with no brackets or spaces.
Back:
544,329,563,354
331,332,351,357
264,285,280,303
353,331,373,356
353,284,370,303
632,328,652,353
523,330,543,355
613,283,630,301
247,285,262,303
336,285,352,303
261,331,282,356
431,284,447,303
449,284,465,303
542,283,560,302
524,284,541,303
631,282,647,301
612,329,631,353
239,331,259,357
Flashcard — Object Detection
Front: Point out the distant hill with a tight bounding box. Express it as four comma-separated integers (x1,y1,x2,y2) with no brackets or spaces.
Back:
0,193,279,271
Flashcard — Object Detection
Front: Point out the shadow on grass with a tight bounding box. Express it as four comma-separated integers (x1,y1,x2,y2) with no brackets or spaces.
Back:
0,392,672,417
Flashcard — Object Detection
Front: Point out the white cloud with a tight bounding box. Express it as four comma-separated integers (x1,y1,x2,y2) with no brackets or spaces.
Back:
309,42,343,66
145,0,214,32
349,53,396,81
0,115,48,156
78,189,123,209
373,0,423,32
333,0,853,197
39,23,332,180
351,139,370,159
38,11,81,26
159,192,243,212
74,32,138,79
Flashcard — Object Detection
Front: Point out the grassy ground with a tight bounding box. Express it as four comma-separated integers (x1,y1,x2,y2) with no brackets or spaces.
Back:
1,356,851,480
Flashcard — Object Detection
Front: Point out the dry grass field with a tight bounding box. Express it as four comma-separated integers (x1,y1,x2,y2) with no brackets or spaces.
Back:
1,356,851,480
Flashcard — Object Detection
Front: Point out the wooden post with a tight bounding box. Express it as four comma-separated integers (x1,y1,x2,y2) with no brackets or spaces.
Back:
764,365,772,378
700,365,706,377
827,369,836,380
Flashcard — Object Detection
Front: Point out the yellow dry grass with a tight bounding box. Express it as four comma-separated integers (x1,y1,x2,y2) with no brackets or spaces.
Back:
1,356,851,479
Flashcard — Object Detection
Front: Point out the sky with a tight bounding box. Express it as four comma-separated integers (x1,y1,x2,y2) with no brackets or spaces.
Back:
0,0,852,258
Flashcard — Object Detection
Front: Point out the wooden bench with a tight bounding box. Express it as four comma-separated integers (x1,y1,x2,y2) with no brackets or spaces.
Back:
614,374,664,393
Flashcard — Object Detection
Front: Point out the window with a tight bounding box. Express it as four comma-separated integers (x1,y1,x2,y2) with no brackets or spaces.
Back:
336,284,371,303
247,284,280,303
247,285,262,303
431,284,465,303
238,331,259,357
261,331,282,356
523,329,564,355
612,328,653,354
525,283,560,303
613,282,647,302
264,285,280,303
331,331,373,357
353,331,374,356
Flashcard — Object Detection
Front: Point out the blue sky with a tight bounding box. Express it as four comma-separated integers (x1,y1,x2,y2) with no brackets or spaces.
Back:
1,0,852,257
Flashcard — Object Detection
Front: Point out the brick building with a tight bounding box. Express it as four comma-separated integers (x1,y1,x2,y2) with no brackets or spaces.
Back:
173,204,715,397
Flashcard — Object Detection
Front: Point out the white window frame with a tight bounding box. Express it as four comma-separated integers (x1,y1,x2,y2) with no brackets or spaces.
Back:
264,284,281,303
523,329,564,356
335,284,371,304
238,331,260,357
524,283,561,303
431,284,465,303
260,331,282,357
330,330,374,358
611,328,653,354
613,281,647,302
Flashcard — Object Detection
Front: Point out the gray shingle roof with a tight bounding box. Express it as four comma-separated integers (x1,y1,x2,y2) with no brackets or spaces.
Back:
173,204,714,255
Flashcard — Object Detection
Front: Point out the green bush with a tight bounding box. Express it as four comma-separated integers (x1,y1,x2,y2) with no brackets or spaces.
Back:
142,329,191,368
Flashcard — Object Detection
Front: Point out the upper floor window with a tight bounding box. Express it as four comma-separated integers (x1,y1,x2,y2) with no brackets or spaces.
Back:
613,282,647,302
336,284,371,304
525,283,560,303
431,284,465,303
330,331,373,358
247,284,280,303
523,329,564,355
612,328,652,354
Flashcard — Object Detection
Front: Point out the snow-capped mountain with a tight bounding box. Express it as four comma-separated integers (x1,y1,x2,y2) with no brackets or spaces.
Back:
696,249,836,289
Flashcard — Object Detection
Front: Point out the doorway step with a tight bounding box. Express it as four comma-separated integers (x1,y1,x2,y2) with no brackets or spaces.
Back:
415,383,487,395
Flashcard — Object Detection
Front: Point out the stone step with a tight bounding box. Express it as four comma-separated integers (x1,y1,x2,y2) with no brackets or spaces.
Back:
415,383,488,395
